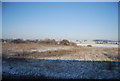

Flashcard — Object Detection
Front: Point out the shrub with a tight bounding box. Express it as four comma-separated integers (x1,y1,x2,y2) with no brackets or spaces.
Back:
87,45,92,47
59,40,70,45
11,39,25,44
39,39,57,45
69,42,77,46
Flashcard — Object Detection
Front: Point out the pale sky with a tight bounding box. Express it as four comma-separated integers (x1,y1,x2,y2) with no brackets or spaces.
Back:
2,2,118,40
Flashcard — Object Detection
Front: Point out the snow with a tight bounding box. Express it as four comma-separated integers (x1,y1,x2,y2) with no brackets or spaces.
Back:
31,47,70,53
77,43,119,48
2,58,120,79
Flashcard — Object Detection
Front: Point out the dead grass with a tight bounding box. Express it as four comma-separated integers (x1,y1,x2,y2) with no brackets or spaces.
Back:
2,43,69,51
2,43,119,61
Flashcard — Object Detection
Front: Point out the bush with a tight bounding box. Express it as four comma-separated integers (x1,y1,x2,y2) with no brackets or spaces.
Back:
59,40,77,46
59,40,70,45
69,42,77,46
87,45,92,47
11,39,25,44
39,39,57,45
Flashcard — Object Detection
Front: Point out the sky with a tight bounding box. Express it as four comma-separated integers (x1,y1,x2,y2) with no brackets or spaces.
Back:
2,0,120,2
2,2,118,40
0,2,1,39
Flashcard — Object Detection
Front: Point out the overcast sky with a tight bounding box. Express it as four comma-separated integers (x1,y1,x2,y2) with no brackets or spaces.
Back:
2,2,118,40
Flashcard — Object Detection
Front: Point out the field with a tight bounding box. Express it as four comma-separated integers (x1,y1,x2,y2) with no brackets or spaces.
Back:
2,43,119,61
2,43,120,79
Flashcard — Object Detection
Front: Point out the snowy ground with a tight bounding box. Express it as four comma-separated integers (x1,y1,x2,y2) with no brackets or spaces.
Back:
77,43,119,48
0,58,2,80
30,47,70,53
2,43,120,79
0,49,2,80
2,58,120,79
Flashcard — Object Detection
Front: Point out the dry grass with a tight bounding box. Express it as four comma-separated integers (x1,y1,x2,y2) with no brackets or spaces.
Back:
2,43,64,51
2,43,119,61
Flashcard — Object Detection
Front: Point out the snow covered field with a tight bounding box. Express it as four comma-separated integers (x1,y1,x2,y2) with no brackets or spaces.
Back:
31,47,70,53
77,43,119,48
2,58,120,79
2,43,119,79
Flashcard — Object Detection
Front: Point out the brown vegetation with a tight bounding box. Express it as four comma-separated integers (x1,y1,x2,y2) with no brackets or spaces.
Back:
11,39,25,44
59,39,77,46
2,42,119,61
38,39,57,45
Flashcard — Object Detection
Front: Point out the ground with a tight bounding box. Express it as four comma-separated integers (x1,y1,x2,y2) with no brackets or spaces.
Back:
2,43,120,79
